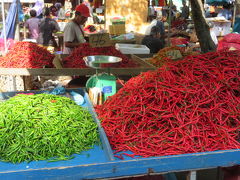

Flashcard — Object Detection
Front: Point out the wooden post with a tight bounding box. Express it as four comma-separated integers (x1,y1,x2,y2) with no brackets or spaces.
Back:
15,0,20,41
1,0,7,55
167,0,172,46
187,171,197,180
189,0,216,53
233,0,240,27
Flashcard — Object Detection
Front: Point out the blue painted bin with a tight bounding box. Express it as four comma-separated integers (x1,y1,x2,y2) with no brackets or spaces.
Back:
0,88,115,179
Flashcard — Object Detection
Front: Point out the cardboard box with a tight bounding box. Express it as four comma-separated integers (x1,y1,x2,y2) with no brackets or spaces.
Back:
109,24,126,35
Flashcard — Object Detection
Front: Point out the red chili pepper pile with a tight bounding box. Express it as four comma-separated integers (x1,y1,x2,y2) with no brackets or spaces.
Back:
63,43,139,68
0,42,54,68
96,50,240,158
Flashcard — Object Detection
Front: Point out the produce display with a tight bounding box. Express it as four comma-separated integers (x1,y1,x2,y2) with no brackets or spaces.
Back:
0,42,55,68
0,94,99,163
218,33,240,51
170,37,188,46
63,43,139,68
96,50,240,158
147,46,199,67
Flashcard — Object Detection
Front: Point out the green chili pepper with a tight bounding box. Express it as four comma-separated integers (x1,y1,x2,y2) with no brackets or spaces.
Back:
0,94,99,163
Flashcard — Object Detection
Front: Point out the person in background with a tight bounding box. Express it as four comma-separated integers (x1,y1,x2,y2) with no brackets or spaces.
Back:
83,0,94,15
145,13,166,47
25,9,40,40
50,4,58,17
63,4,90,54
181,0,189,20
38,8,60,47
142,26,164,53
171,5,179,22
145,13,165,37
204,4,212,18
55,2,62,14
217,4,232,20
55,2,65,20
155,13,166,47
32,0,44,18
83,0,94,24
148,1,155,22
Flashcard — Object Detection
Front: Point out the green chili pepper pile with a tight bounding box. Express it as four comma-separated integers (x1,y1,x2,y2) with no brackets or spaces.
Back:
0,94,99,163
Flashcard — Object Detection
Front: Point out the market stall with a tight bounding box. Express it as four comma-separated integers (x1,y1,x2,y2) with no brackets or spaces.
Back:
0,0,239,179
0,41,239,179
0,41,155,92
0,54,155,76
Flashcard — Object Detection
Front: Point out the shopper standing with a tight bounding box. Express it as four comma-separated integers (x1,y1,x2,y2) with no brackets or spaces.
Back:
25,9,40,40
63,4,90,54
181,0,189,20
38,8,60,47
32,0,44,18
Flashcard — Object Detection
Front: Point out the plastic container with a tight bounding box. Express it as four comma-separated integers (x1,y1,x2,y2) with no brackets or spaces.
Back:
115,43,150,54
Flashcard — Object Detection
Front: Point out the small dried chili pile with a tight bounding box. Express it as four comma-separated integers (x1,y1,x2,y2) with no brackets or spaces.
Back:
0,42,54,68
96,50,240,158
63,43,138,68
147,46,184,67
147,46,199,68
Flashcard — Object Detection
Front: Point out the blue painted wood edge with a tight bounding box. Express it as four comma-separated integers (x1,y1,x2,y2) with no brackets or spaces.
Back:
82,88,115,161
1,149,239,180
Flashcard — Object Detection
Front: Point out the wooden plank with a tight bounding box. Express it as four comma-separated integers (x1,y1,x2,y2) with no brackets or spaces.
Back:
0,149,240,179
131,54,156,70
0,55,156,76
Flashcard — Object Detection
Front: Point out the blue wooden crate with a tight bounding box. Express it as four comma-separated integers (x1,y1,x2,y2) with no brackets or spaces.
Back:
0,88,114,178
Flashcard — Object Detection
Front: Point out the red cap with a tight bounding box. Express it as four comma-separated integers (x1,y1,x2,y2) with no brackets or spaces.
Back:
75,4,90,17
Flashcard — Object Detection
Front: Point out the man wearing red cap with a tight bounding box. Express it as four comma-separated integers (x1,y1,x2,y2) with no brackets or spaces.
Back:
63,4,90,54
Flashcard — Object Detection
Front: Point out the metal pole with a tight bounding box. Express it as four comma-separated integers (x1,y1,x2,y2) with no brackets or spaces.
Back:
167,0,172,46
104,0,106,30
15,0,20,41
232,1,237,27
1,0,7,54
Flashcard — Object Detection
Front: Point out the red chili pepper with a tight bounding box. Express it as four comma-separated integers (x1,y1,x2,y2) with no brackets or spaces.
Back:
0,42,54,68
96,50,240,159
63,43,139,68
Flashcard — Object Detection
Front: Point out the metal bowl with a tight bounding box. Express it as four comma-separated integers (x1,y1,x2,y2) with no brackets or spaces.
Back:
83,55,122,69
